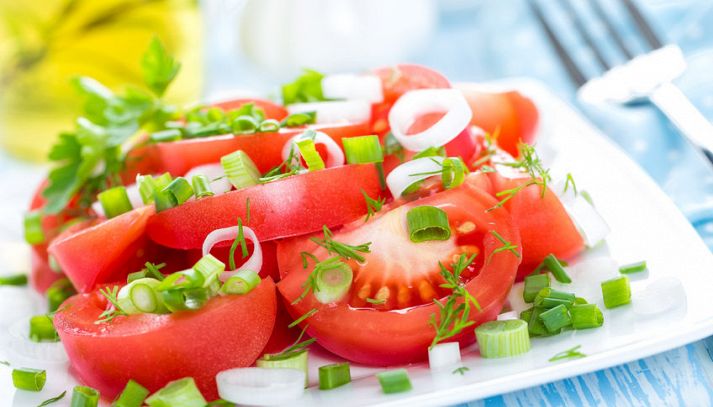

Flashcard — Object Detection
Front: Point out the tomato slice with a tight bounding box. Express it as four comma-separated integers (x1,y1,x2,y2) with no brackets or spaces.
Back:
276,179,520,365
54,278,277,401
460,87,539,157
48,207,155,293
155,121,370,176
147,164,385,250
487,173,584,280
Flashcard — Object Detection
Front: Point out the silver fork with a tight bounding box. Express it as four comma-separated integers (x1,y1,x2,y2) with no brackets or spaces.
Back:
528,0,713,166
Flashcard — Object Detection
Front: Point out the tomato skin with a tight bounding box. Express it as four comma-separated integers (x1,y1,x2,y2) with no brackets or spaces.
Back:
147,164,384,250
156,121,370,176
54,278,277,400
487,173,584,280
276,180,520,365
30,244,63,293
48,207,155,293
460,87,539,156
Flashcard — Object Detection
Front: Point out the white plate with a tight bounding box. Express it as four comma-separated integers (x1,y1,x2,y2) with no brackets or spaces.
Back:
2,79,713,406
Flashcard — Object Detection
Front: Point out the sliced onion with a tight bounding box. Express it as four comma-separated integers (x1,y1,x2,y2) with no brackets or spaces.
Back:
321,74,384,103
496,310,520,321
185,163,233,195
563,195,610,247
428,342,462,371
216,367,305,406
281,130,345,168
6,317,68,369
386,156,445,197
287,100,371,124
388,89,472,152
632,277,686,317
91,183,144,218
202,226,262,281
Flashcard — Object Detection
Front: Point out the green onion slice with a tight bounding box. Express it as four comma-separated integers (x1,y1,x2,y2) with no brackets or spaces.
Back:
137,174,158,205
47,277,76,312
221,150,261,189
29,314,59,342
539,304,572,333
342,135,384,164
160,287,211,312
163,177,194,205
257,350,309,387
259,119,281,133
543,254,572,283
12,368,46,392
523,273,550,303
23,211,45,245
296,138,325,171
619,260,648,274
191,175,214,198
570,303,604,329
406,206,451,243
318,363,351,390
281,111,316,127
145,378,207,407
193,254,225,287
117,278,166,314
534,288,576,309
98,186,133,219
313,260,353,304
71,386,100,407
376,369,412,394
475,319,531,358
231,115,259,134
601,276,631,309
221,270,261,295
154,189,178,212
150,129,183,143
113,379,150,407
441,157,468,189
0,273,28,286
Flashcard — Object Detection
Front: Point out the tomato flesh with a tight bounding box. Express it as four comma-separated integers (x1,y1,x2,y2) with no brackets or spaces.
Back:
277,180,520,365
54,278,277,400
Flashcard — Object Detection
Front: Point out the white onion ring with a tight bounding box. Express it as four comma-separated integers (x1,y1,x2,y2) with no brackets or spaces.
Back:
386,156,445,197
281,130,345,168
321,74,384,103
287,100,371,124
6,318,68,369
91,183,144,218
388,88,472,152
202,226,263,281
185,163,233,195
428,342,462,371
217,367,305,406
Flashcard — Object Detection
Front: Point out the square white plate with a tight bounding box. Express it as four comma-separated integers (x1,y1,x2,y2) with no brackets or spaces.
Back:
2,79,713,406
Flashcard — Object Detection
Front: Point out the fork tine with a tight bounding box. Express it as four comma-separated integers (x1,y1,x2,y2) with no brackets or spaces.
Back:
526,0,587,87
556,0,611,71
621,0,664,49
587,0,634,60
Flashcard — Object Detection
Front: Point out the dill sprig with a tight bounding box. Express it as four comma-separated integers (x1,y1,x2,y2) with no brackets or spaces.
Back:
96,285,127,324
487,230,521,264
452,366,470,375
549,345,587,362
362,190,386,222
564,172,578,195
310,226,371,263
259,145,302,183
228,217,248,270
429,253,481,348
489,143,552,211
288,308,318,328
266,325,316,361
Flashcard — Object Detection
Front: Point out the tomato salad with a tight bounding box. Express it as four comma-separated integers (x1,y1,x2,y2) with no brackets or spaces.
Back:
15,41,617,406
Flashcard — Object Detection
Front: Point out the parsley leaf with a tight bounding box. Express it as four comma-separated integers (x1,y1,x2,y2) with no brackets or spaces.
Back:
141,36,181,97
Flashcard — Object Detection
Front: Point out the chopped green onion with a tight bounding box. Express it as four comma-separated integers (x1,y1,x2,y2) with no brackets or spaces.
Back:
127,270,147,283
570,304,604,329
406,206,451,243
281,111,316,127
193,254,225,287
29,314,59,342
257,349,309,387
24,211,45,245
231,115,259,134
12,368,46,392
318,363,351,390
137,175,158,205
118,278,166,314
259,119,281,133
342,135,384,164
296,138,325,171
519,307,534,322
376,369,412,394
221,270,261,295
282,69,325,105
112,379,150,407
0,273,28,286
619,261,647,274
523,273,550,303
160,287,210,312
526,307,557,337
543,254,571,283
150,129,182,142
98,186,133,219
221,150,261,189
534,288,576,309
163,177,194,205
441,157,468,189
601,276,631,309
191,175,214,198
539,304,572,333
475,319,531,358
313,260,353,304
47,278,76,312
154,189,178,212
145,378,207,407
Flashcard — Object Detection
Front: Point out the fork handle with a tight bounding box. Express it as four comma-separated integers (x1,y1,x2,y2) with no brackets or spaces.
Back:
649,82,713,165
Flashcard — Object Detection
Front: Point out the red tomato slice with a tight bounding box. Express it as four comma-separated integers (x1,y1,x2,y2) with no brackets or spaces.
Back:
48,207,155,293
487,173,584,280
147,164,385,250
155,121,370,176
371,64,451,136
212,98,288,121
460,86,539,157
54,278,277,400
277,179,521,365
